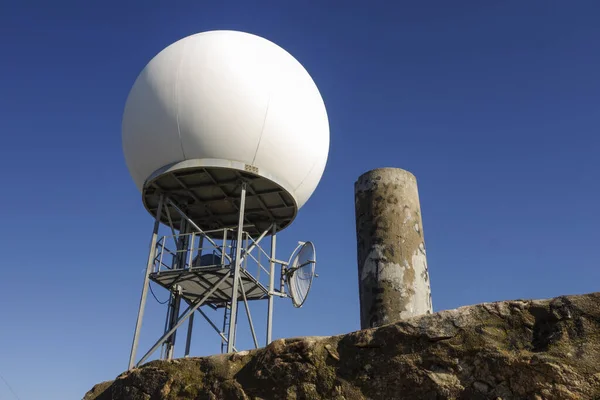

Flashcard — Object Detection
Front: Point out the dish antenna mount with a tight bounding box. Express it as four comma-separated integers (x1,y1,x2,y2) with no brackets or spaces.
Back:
285,241,317,308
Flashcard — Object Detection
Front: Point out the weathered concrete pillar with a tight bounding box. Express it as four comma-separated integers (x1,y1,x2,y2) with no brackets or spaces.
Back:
355,168,433,329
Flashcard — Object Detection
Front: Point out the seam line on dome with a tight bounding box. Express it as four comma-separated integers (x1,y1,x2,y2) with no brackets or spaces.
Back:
293,156,319,193
251,93,271,165
175,41,188,159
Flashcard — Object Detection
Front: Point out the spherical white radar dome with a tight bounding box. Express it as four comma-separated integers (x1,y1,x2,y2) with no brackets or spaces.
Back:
122,30,329,210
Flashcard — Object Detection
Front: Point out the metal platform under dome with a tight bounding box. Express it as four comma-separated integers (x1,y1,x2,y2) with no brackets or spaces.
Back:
142,159,298,237
150,266,269,306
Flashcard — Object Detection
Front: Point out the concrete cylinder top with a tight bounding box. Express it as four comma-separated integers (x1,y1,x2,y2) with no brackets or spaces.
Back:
355,168,433,329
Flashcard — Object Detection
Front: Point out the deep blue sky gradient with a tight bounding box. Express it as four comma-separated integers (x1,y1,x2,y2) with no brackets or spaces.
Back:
1,1,599,399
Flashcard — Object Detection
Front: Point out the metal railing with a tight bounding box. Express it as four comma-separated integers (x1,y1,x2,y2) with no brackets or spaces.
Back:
151,228,275,285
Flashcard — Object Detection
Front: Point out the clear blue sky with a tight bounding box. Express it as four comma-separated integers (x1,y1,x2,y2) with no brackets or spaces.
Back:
1,1,599,399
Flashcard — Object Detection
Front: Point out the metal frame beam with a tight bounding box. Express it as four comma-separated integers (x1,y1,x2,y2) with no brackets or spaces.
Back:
165,178,284,196
267,225,277,344
136,272,231,367
129,194,164,371
239,275,259,349
196,308,237,352
202,169,253,228
184,312,194,357
234,171,277,222
165,285,182,360
226,183,247,353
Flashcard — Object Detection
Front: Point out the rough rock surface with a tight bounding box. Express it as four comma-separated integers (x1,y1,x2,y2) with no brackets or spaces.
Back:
84,292,600,400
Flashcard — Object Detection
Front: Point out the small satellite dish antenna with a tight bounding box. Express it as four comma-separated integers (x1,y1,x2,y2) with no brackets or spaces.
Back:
286,241,317,308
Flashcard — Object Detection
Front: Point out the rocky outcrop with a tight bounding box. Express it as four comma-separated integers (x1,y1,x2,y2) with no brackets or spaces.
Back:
84,292,600,400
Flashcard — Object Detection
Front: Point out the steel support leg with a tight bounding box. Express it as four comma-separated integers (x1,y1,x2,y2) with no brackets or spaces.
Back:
164,218,189,360
165,286,182,360
160,300,171,360
221,302,230,354
184,311,194,357
227,183,246,353
266,226,276,345
128,195,164,370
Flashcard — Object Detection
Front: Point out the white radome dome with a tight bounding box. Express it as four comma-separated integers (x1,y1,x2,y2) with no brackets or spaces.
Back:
122,30,329,209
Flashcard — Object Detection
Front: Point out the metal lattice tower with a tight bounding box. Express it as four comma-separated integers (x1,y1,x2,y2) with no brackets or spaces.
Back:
121,31,328,369
127,165,318,369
